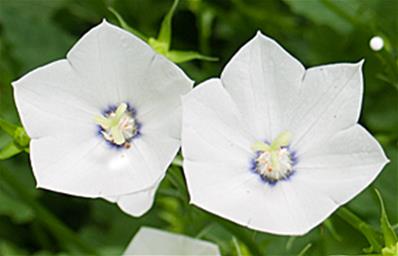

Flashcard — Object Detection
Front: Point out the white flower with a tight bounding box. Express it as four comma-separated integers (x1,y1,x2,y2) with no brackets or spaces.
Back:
12,20,193,216
123,227,220,256
181,32,389,235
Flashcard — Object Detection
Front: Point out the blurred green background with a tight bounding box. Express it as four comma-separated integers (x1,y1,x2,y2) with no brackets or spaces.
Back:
0,0,397,255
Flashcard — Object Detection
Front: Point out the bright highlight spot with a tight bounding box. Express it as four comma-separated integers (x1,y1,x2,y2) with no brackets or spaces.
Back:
369,36,384,51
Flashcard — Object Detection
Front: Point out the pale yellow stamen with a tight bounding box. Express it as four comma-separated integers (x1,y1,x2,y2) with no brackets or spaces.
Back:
252,131,294,181
95,103,137,146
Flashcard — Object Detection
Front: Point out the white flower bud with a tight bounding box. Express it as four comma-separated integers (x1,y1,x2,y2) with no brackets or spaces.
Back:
370,36,384,51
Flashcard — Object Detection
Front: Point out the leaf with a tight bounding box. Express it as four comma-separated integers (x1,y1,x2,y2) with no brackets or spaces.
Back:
0,241,28,255
108,7,148,41
375,189,397,247
166,50,218,63
0,0,74,72
157,0,179,50
0,167,35,223
0,118,18,137
283,0,361,34
0,190,34,223
0,141,23,160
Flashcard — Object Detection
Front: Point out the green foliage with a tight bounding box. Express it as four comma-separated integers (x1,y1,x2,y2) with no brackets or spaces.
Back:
110,0,217,63
0,119,30,159
0,0,397,255
376,189,397,248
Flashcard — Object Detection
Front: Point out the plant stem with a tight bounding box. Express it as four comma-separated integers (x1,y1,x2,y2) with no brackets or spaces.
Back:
215,217,264,256
0,166,97,254
336,207,382,252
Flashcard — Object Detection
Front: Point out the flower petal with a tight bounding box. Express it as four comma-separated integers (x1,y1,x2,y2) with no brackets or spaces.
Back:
221,32,305,141
181,79,254,201
13,60,98,139
181,78,254,166
104,181,161,217
66,20,155,107
295,125,389,205
288,62,364,153
123,227,220,255
30,135,162,197
135,53,193,128
185,158,337,235
67,20,193,113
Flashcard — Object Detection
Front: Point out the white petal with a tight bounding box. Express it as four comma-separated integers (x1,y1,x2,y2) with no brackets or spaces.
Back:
185,159,338,235
123,227,220,256
182,78,254,165
181,78,254,212
12,60,98,139
295,125,389,206
221,32,305,141
288,62,364,153
30,135,163,197
66,20,154,107
67,20,193,113
104,181,161,217
135,54,193,131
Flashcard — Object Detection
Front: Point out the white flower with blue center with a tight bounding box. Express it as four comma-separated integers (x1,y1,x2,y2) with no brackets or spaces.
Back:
181,32,389,235
123,227,220,256
12,20,193,216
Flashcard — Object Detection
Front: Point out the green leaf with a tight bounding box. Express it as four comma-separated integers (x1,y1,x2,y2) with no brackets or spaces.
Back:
108,7,148,41
0,190,34,223
0,141,23,160
0,241,28,256
0,118,18,137
283,0,361,34
0,0,74,72
157,0,179,50
166,50,218,63
375,189,397,247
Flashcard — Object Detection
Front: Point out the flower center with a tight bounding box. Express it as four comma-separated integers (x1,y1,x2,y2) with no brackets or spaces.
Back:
95,103,139,148
251,131,296,184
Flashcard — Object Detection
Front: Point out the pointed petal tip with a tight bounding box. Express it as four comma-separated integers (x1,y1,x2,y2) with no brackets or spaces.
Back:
101,18,110,25
11,80,18,88
93,18,116,33
357,59,365,67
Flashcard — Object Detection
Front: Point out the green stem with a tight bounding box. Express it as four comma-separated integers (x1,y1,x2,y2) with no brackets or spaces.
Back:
0,166,97,254
336,207,382,252
215,217,263,256
298,243,312,256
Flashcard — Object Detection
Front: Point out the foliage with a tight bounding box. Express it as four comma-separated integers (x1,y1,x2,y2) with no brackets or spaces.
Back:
0,0,397,255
